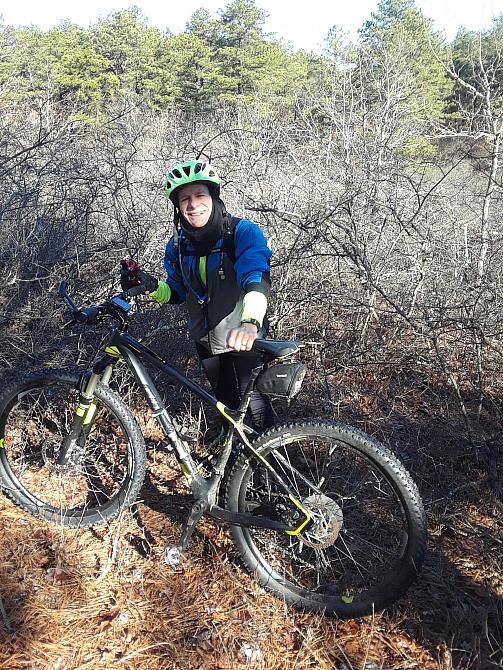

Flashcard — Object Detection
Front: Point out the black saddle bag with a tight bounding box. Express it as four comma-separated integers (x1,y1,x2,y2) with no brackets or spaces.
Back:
255,362,306,399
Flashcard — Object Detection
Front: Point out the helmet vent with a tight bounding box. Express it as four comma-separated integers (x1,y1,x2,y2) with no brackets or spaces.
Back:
166,160,220,201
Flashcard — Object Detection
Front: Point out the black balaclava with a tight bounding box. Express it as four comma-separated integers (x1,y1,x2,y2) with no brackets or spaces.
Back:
177,193,228,255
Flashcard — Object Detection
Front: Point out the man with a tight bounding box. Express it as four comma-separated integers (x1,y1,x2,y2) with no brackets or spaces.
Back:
121,159,273,431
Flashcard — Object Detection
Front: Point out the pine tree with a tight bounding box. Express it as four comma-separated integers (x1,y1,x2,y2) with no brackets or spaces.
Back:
359,0,452,125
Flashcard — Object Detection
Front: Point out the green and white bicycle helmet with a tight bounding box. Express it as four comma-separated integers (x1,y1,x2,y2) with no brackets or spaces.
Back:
166,160,221,203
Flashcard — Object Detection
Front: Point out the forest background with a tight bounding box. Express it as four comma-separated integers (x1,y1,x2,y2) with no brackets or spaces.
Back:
0,0,502,668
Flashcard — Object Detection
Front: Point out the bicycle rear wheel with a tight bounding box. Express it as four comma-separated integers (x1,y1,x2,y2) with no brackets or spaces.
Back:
225,420,426,617
0,369,146,527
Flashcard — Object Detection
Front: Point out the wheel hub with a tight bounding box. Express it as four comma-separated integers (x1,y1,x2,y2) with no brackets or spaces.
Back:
299,494,343,549
41,440,83,474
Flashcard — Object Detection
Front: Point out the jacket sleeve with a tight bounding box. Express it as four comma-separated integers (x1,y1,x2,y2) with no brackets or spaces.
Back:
234,220,271,294
234,220,271,325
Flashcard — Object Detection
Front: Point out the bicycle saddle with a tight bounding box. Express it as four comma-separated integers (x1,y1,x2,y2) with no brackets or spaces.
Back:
253,339,303,359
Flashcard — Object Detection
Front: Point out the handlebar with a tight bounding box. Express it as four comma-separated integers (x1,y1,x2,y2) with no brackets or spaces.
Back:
58,280,131,327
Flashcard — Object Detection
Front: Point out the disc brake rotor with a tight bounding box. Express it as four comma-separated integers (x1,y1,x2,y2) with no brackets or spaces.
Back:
299,494,344,549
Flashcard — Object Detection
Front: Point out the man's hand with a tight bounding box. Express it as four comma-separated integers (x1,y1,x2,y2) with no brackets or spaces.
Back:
120,259,142,290
120,259,158,295
227,322,258,352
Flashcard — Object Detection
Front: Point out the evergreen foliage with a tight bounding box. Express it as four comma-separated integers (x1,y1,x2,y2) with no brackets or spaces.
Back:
450,16,503,132
0,2,318,114
0,0,496,137
359,0,452,125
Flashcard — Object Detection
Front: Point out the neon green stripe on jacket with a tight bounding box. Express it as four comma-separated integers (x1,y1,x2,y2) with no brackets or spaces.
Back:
199,257,207,286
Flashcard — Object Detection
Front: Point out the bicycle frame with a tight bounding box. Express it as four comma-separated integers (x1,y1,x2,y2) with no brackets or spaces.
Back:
61,325,313,549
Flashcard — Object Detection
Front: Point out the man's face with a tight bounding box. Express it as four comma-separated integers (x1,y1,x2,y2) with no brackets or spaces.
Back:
178,183,213,228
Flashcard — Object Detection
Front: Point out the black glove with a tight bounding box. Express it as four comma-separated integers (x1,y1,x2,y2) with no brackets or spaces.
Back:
120,259,159,294
136,269,159,294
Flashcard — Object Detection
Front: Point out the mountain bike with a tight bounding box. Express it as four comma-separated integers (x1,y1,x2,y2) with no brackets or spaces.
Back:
0,281,427,617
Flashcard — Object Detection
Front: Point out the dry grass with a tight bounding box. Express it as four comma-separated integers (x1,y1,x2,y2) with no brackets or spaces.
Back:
0,363,502,670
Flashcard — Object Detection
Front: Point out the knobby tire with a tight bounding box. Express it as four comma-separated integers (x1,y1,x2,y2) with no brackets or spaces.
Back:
0,369,146,527
225,420,426,617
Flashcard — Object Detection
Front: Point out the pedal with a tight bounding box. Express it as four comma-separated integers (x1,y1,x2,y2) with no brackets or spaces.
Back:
163,544,182,568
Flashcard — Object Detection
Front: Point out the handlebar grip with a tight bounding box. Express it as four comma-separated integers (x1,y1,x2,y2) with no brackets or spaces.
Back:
126,284,148,297
59,280,79,311
59,280,96,323
58,279,130,327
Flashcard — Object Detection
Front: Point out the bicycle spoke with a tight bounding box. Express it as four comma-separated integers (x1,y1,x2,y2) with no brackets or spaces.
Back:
230,426,421,608
1,380,137,522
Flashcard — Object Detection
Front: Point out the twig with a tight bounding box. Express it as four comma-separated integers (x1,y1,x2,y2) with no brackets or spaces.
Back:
485,441,503,503
0,594,12,632
116,641,173,662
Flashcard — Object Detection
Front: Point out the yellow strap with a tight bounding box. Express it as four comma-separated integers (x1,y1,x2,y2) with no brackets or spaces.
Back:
285,495,312,535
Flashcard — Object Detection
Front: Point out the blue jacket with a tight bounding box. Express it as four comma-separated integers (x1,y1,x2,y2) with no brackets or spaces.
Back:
162,217,271,354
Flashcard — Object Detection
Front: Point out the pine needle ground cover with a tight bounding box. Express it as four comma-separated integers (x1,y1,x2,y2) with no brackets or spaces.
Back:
0,370,501,670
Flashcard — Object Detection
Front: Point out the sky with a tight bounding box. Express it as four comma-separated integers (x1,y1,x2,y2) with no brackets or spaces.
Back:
1,0,503,52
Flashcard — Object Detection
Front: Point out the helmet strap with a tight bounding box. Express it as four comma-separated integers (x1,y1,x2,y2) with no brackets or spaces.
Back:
173,209,180,250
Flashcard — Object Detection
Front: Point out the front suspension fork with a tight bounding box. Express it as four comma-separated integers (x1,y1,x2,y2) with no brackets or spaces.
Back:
57,366,113,466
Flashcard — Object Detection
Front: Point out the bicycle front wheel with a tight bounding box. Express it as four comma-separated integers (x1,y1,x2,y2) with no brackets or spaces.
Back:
225,420,426,617
0,369,146,527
